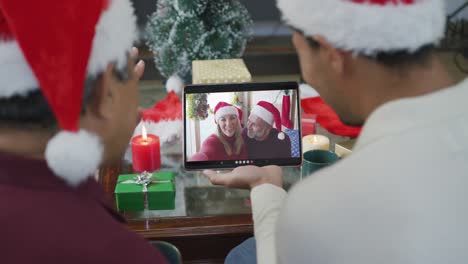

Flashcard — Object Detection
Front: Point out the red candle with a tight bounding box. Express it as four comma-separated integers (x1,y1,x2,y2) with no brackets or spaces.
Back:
131,125,161,172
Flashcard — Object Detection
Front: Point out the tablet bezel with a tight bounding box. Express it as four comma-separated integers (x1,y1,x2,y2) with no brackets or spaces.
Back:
183,81,302,170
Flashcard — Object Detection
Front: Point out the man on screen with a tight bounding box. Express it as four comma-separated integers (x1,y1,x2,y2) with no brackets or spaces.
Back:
243,101,291,159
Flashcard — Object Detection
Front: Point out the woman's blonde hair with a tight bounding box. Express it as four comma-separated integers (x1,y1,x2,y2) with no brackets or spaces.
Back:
216,117,244,156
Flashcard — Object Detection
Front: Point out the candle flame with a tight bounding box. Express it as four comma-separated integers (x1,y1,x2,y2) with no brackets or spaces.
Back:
142,124,147,141
312,135,318,143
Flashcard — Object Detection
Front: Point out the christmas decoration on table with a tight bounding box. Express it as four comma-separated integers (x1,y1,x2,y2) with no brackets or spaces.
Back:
131,124,161,173
192,59,252,84
133,91,183,144
186,93,209,120
301,97,362,138
114,171,176,211
146,0,253,93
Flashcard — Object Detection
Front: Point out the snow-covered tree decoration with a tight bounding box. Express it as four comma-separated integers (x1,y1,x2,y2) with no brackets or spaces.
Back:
145,0,253,88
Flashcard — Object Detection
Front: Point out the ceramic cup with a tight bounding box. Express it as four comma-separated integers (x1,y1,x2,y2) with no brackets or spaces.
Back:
302,149,339,177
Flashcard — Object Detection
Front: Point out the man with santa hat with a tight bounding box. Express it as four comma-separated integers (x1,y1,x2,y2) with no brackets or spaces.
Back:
204,0,468,263
0,0,167,262
244,101,292,159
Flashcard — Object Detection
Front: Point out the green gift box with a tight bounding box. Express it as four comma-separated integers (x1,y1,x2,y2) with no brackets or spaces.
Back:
114,172,175,211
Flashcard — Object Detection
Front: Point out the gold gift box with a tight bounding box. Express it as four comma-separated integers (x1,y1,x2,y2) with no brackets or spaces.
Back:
192,59,252,84
334,139,356,158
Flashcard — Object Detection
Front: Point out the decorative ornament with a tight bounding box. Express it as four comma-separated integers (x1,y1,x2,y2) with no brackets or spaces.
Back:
187,93,209,120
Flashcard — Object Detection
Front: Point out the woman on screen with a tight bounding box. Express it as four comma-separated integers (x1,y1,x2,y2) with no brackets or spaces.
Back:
190,102,247,161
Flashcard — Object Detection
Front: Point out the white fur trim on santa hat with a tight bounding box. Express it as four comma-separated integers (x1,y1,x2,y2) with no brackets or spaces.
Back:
166,74,184,94
0,0,137,99
0,41,39,97
133,119,183,144
277,132,285,140
45,130,103,187
251,105,274,126
277,0,446,55
215,106,238,122
87,0,137,75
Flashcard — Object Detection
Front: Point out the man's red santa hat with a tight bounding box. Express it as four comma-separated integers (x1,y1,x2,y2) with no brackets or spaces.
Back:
251,101,286,140
214,102,243,124
0,0,137,186
277,0,446,55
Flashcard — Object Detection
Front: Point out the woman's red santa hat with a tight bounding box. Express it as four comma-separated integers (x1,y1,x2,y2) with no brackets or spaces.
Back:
0,0,137,186
277,0,446,55
214,102,243,124
251,101,286,140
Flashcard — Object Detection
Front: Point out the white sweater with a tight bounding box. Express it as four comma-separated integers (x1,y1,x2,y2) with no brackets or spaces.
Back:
251,78,468,264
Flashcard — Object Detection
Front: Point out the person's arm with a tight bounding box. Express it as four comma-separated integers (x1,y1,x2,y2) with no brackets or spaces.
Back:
204,166,285,264
191,135,219,160
188,152,209,161
251,184,287,264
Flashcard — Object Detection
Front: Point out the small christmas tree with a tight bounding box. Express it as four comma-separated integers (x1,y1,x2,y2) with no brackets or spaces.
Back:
146,0,253,92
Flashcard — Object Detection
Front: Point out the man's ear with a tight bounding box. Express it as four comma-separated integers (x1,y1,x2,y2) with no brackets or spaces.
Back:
315,35,345,75
85,63,116,120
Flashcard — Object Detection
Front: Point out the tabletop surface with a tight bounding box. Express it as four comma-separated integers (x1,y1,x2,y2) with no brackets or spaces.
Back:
114,139,302,220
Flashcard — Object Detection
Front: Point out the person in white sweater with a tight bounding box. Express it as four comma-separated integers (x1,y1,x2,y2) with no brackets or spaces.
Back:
204,0,468,263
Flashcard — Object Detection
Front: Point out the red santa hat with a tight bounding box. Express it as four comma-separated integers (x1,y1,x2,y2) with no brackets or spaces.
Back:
214,102,243,123
277,0,446,55
0,0,137,186
251,101,286,140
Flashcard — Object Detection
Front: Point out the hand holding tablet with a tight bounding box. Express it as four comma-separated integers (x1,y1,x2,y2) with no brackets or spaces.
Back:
203,165,283,189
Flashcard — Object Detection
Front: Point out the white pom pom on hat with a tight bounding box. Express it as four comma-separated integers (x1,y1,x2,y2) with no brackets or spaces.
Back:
277,0,446,55
0,0,137,186
166,74,184,94
277,132,285,140
45,130,103,187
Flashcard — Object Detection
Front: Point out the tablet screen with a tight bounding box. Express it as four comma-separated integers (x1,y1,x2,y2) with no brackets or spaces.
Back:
184,82,301,170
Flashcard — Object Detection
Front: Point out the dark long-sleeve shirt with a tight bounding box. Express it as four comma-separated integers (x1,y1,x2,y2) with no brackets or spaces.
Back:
243,128,291,160
0,152,168,264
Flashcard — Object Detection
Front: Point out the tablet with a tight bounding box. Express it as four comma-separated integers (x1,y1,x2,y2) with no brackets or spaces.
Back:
184,82,302,170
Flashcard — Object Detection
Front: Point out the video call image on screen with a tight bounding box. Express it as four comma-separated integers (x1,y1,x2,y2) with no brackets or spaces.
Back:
185,87,301,169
